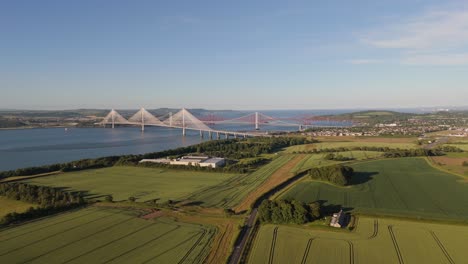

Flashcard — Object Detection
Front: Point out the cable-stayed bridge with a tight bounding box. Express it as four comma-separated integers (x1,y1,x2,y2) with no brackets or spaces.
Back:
98,108,350,138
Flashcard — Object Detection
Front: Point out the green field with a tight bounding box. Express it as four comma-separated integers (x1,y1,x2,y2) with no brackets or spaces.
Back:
291,151,383,173
285,141,418,153
187,155,295,208
0,207,215,264
281,158,468,220
311,141,418,150
23,166,237,202
0,197,35,218
248,216,468,264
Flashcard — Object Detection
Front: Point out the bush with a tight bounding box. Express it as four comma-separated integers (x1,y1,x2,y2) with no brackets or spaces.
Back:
308,165,354,186
128,197,136,202
463,161,468,167
258,200,314,225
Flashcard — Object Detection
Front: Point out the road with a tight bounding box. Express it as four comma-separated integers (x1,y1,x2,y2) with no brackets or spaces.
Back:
228,208,258,264
425,136,449,149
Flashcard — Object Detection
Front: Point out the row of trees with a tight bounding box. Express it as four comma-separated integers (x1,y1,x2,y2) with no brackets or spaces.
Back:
383,149,445,158
258,200,321,224
292,145,464,155
308,165,354,186
0,183,86,226
0,183,85,207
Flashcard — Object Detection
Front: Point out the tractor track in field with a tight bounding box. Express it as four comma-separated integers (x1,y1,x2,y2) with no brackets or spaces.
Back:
429,231,455,264
388,225,404,264
300,238,315,264
65,223,179,264
368,219,379,239
0,208,107,242
347,241,355,264
177,229,208,264
141,231,203,264
268,227,278,264
0,209,123,257
22,215,137,263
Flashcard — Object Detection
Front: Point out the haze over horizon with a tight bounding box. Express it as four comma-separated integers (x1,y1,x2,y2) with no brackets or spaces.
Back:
1,1,468,110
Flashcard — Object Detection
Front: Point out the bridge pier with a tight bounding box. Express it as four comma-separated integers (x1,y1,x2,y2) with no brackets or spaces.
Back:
209,130,212,139
183,127,186,136
216,132,220,140
200,130,203,138
225,133,229,139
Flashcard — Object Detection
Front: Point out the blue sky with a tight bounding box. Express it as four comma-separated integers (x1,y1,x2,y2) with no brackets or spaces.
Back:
1,0,468,110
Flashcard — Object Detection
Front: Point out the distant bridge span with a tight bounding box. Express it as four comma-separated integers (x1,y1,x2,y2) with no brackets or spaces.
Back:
98,108,350,138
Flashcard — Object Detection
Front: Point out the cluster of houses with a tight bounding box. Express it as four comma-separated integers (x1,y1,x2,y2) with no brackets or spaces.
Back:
140,155,226,168
304,124,447,137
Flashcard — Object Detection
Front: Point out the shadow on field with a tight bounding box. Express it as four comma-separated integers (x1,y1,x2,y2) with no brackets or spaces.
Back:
317,200,354,215
349,171,378,185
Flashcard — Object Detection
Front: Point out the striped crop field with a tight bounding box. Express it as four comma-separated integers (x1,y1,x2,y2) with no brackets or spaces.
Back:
187,154,295,208
248,216,468,264
0,207,215,264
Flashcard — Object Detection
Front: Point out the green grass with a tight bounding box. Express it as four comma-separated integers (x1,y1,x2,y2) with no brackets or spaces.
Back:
282,158,468,220
0,207,215,264
312,141,418,150
248,216,468,264
291,151,383,173
23,166,238,203
0,197,35,218
187,155,295,208
285,141,418,154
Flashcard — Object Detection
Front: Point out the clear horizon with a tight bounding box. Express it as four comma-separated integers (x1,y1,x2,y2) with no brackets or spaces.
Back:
2,1,468,110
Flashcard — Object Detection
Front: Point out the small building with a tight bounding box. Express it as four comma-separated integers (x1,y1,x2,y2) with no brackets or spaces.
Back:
139,155,225,168
199,158,226,168
330,210,347,228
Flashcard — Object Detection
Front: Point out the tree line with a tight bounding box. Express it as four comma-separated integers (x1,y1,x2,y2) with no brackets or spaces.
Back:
0,182,86,226
307,165,354,186
292,145,462,158
258,199,321,225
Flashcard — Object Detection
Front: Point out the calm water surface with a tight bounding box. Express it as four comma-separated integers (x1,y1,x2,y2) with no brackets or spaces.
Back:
0,127,205,171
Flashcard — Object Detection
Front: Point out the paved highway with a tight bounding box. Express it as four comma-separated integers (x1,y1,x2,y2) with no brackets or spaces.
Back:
228,208,258,264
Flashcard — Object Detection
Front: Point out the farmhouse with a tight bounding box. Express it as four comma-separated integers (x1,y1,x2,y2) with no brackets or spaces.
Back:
330,209,347,228
139,156,226,168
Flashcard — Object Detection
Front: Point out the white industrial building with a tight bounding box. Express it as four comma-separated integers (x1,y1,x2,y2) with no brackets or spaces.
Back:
140,156,225,168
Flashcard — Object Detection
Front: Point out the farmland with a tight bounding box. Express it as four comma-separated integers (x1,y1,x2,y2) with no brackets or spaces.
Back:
291,151,383,173
248,216,468,264
281,158,468,220
0,197,35,218
22,166,237,202
0,207,215,264
285,140,418,154
187,155,295,208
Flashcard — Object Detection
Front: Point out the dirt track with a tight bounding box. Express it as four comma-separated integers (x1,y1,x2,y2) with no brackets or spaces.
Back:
234,155,306,213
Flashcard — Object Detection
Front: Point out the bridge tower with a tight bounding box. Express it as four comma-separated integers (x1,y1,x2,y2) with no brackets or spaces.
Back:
255,112,259,130
111,109,115,129
141,108,145,132
182,108,186,136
